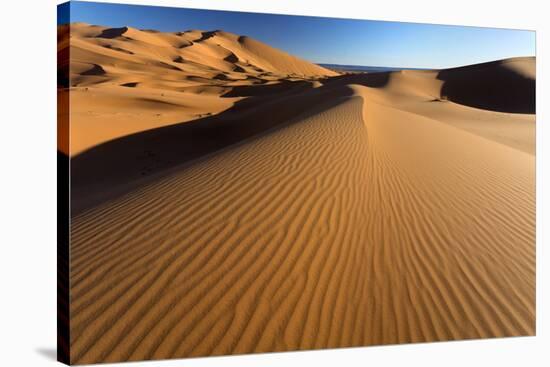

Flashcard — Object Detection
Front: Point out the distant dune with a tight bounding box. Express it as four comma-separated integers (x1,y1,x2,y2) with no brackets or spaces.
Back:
438,57,535,113
61,23,536,364
60,23,337,156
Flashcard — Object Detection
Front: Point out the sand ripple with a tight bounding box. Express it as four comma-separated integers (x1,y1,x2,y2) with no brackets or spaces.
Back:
70,87,535,363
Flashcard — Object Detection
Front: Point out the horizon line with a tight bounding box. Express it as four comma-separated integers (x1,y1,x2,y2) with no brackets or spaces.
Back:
59,20,536,70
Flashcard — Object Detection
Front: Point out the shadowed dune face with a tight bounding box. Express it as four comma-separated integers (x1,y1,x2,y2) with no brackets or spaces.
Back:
70,81,357,214
69,72,396,215
61,22,536,364
80,64,106,76
97,26,129,39
438,57,536,113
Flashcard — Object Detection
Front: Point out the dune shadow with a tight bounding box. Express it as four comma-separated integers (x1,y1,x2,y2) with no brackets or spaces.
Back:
173,56,185,63
70,80,357,215
97,26,128,39
156,61,182,72
224,52,239,63
178,41,193,49
319,71,391,88
103,44,134,55
222,80,312,97
194,30,218,43
438,60,535,114
213,73,231,81
120,82,139,88
233,65,245,73
81,64,106,76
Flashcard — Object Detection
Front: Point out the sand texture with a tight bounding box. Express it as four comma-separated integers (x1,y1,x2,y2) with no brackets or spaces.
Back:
62,23,536,364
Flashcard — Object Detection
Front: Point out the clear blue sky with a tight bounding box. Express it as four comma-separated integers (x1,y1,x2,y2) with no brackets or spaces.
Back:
59,1,535,68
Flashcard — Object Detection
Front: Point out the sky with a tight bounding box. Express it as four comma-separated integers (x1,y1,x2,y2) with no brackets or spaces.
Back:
59,1,535,68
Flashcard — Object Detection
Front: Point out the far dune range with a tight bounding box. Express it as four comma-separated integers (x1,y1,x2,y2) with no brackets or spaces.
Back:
60,23,535,364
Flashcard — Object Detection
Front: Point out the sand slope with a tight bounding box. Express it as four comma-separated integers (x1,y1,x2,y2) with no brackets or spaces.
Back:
63,22,536,364
71,71,535,363
61,23,337,155
357,66,536,155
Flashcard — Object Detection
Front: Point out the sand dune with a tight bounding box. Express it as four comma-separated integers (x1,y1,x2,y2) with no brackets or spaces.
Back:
438,57,535,113
355,67,536,155
63,23,536,364
61,23,337,155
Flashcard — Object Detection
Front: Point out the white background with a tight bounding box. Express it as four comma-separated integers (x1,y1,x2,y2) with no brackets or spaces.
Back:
0,0,548,365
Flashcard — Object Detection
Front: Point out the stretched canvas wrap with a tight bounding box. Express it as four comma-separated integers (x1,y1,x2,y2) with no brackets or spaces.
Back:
57,1,536,364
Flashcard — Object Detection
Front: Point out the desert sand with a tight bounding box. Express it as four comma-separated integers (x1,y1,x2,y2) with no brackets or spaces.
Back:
61,23,535,364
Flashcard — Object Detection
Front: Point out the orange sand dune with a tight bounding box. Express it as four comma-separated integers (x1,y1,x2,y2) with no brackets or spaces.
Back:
62,23,536,364
61,23,337,155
